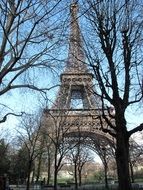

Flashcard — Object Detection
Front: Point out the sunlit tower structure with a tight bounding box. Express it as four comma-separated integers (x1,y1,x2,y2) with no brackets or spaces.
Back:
43,1,113,148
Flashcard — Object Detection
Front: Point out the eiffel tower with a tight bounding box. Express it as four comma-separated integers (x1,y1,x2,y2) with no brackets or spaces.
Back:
44,1,113,148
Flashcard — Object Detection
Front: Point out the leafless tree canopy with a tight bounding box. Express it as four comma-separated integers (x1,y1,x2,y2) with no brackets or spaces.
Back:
80,1,143,190
81,0,143,134
0,0,70,123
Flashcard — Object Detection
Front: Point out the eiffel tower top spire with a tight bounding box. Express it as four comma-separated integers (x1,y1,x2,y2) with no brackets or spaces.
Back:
65,1,88,73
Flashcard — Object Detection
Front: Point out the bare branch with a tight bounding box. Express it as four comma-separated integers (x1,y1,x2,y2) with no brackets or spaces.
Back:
0,84,59,96
128,123,143,137
0,112,24,124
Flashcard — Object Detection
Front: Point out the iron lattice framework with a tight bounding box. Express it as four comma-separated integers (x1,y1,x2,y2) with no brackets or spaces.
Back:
43,2,114,149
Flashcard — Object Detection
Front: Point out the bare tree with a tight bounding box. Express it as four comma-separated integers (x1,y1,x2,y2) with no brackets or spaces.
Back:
77,147,93,187
0,0,66,124
129,138,143,183
66,144,94,189
17,113,44,190
42,109,75,190
34,126,55,185
44,135,54,185
0,138,10,176
81,0,143,189
91,138,115,190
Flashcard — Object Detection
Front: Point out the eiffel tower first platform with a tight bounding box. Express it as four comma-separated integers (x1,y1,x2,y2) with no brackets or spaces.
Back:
43,2,114,148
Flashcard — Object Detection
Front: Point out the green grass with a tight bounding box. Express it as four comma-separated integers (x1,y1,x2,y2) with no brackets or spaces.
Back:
135,178,143,183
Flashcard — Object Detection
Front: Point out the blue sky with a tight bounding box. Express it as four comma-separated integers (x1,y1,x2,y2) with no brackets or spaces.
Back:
0,0,143,143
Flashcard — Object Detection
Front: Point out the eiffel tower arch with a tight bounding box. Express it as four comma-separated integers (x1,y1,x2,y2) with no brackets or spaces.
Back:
43,2,114,152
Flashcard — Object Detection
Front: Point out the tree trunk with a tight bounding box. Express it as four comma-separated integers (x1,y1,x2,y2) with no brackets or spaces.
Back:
47,156,51,185
130,161,134,183
26,161,32,190
115,129,132,190
54,150,58,190
36,153,42,182
74,162,78,190
104,162,109,190
78,169,82,186
54,167,58,190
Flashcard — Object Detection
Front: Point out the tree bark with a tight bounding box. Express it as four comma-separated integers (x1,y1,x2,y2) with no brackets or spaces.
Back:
115,127,132,190
78,169,82,186
130,161,134,183
54,149,58,190
74,162,78,190
36,153,42,182
26,160,32,190
54,167,58,190
104,162,109,190
47,156,51,185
